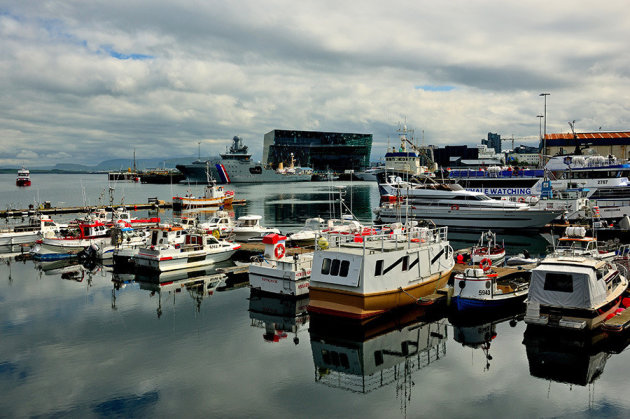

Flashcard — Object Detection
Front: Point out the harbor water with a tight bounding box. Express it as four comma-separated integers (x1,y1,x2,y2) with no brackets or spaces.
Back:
1,174,630,418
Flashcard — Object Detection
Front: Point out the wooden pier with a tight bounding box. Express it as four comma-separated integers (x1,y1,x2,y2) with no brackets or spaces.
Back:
0,202,171,218
0,199,246,218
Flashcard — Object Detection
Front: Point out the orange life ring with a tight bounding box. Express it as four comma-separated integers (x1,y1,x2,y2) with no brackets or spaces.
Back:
518,197,526,203
274,243,286,259
479,258,492,272
450,204,459,210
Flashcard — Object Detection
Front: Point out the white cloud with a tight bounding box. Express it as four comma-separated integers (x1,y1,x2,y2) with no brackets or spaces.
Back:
1,1,630,167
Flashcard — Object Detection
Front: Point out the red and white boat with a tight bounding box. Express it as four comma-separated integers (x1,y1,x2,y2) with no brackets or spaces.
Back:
31,219,111,260
470,230,506,266
16,167,31,187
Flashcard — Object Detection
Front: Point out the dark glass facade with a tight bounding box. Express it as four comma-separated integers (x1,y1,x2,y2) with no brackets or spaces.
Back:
263,130,372,171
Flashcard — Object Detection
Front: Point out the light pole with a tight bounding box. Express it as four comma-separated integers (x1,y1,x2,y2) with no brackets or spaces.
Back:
537,114,544,167
540,93,550,163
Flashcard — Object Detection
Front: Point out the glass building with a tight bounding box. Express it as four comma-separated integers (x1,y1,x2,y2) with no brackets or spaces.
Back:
263,130,372,171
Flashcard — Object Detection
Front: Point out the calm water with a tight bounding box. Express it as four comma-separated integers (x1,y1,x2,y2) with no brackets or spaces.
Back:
1,174,630,418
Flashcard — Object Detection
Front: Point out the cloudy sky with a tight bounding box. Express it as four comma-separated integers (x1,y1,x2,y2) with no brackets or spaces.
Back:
1,1,629,167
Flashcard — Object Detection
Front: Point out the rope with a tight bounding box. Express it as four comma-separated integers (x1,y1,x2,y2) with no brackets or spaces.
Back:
398,287,434,305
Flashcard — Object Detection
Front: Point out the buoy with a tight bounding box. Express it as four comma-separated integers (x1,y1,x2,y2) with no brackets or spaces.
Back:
479,258,492,272
274,243,286,258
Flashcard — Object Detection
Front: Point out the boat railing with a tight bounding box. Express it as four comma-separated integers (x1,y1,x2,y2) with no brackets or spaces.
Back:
316,226,448,252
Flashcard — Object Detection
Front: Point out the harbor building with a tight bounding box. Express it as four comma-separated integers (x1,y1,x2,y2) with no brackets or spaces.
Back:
482,132,502,154
543,131,630,160
263,130,372,172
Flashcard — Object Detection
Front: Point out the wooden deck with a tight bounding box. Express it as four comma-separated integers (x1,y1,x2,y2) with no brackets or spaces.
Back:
603,307,630,333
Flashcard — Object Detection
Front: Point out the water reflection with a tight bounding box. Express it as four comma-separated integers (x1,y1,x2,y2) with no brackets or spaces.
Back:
35,258,105,286
111,262,233,317
449,308,525,372
248,292,309,345
523,326,630,386
309,307,448,396
263,184,376,230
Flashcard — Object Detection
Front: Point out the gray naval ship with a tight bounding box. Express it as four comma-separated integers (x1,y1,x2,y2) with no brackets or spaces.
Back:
176,136,313,184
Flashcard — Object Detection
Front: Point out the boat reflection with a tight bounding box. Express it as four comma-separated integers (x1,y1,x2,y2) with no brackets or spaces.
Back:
35,258,104,284
522,325,630,386
449,308,525,372
115,262,232,317
248,292,309,345
309,306,447,394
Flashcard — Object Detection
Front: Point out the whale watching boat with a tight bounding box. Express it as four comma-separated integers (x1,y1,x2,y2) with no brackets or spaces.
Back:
16,167,31,187
134,229,240,272
307,223,454,319
176,136,312,184
249,234,313,296
524,255,628,331
374,173,562,230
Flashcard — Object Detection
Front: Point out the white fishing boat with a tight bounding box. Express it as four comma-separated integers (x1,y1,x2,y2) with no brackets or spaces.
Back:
0,215,63,246
134,229,240,272
287,217,326,247
112,223,189,270
554,226,616,260
249,233,313,296
452,267,530,312
198,210,235,238
470,230,506,266
307,224,454,319
525,256,629,330
230,215,279,242
31,219,110,260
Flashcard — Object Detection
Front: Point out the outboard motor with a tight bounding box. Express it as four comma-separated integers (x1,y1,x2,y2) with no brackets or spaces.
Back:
78,243,100,262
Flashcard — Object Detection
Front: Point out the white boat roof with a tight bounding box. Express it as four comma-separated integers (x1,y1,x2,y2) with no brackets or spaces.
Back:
535,256,604,269
238,215,262,220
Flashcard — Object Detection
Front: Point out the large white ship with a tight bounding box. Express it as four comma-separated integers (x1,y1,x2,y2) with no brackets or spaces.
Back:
176,136,313,184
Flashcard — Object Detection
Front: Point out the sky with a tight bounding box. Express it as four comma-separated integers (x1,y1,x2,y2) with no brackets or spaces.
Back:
1,1,630,167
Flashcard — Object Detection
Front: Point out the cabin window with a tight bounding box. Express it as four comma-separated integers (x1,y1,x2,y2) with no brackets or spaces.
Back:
321,258,331,275
543,273,573,293
340,260,350,277
375,260,384,276
402,256,409,271
330,259,340,276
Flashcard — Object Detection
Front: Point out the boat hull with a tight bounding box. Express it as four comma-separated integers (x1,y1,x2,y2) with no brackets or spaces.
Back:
172,196,233,209
0,231,40,246
452,293,527,312
134,249,237,272
308,270,450,319
375,206,561,230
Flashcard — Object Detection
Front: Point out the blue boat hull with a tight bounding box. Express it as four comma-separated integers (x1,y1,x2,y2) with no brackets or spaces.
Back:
452,295,526,312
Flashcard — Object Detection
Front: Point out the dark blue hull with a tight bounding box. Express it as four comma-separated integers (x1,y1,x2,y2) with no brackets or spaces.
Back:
453,295,526,312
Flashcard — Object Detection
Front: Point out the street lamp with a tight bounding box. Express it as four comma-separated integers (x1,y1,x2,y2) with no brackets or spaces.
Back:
537,114,544,167
540,93,550,163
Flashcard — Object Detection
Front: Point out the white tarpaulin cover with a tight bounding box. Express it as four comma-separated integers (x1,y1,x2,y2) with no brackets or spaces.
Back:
529,263,607,309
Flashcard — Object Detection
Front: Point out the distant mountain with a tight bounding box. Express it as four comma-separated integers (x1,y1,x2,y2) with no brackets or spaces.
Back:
48,156,220,172
0,156,222,173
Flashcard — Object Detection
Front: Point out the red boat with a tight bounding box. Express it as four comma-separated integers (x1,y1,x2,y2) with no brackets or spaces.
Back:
16,167,31,187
